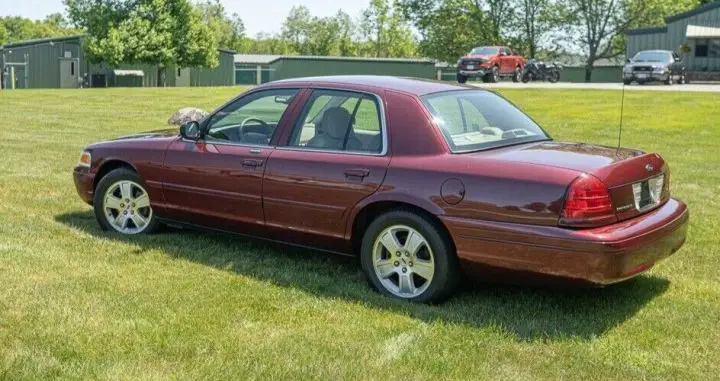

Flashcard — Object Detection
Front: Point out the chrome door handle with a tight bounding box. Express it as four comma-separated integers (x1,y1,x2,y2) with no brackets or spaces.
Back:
344,169,370,179
242,159,263,168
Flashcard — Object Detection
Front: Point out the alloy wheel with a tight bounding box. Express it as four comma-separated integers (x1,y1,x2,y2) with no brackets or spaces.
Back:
103,180,153,234
372,225,435,298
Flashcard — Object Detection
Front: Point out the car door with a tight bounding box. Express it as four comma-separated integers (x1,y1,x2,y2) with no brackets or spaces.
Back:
262,88,391,252
160,88,302,235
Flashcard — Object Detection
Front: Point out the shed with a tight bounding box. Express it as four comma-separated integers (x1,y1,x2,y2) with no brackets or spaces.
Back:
268,56,437,82
0,35,236,89
234,54,278,85
626,2,720,71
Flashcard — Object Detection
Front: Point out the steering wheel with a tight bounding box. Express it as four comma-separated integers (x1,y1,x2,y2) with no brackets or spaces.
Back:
239,117,269,142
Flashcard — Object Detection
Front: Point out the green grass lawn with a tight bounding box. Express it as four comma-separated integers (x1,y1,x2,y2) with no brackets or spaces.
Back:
0,86,718,380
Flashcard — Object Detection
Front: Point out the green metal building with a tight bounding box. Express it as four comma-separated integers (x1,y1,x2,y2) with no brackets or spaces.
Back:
1,35,235,89
234,54,437,85
626,2,720,71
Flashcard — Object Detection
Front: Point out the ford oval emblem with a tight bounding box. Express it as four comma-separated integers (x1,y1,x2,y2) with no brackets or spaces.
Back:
645,164,654,172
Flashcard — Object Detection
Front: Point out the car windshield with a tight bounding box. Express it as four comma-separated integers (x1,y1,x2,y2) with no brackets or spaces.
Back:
421,90,550,153
632,52,672,63
470,47,499,55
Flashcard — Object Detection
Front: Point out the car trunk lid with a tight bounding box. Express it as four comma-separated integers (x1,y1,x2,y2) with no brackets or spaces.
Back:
483,141,669,222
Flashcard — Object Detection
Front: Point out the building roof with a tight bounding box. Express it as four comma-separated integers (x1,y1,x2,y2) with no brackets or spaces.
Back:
626,26,668,36
261,75,470,96
665,1,720,24
686,24,720,39
1,34,84,49
234,54,435,65
234,54,281,64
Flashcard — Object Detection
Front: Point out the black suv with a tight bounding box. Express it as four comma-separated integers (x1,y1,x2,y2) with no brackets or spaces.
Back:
623,50,687,85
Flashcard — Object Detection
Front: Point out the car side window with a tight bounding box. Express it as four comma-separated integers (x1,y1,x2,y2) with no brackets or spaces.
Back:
288,90,383,154
204,89,298,145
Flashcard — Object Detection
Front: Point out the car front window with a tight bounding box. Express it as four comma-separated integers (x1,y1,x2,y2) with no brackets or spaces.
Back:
632,52,672,63
470,47,499,55
421,90,550,153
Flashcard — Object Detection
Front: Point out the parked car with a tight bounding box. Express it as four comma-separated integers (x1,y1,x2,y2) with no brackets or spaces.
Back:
623,50,687,85
73,76,689,303
456,46,526,84
522,59,563,83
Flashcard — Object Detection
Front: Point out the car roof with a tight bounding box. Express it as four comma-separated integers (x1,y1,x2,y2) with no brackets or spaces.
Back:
260,75,474,96
636,50,672,54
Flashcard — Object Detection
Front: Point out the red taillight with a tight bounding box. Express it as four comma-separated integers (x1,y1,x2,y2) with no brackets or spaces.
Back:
560,174,617,227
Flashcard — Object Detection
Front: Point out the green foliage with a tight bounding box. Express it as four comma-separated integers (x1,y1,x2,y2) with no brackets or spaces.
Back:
196,0,245,51
359,0,417,57
65,0,217,85
0,14,79,46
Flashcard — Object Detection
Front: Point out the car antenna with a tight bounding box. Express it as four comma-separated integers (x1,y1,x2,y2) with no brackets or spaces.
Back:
616,78,626,155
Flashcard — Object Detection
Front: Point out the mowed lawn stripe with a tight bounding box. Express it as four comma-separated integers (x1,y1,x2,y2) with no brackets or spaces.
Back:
0,87,717,380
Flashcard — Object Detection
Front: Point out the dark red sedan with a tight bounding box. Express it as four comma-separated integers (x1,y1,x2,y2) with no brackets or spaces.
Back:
73,76,688,303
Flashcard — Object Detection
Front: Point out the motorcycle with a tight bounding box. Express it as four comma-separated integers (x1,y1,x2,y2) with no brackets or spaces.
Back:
522,59,563,83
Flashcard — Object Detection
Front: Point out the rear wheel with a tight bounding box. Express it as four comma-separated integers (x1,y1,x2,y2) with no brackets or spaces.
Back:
521,73,531,83
664,75,673,85
93,168,160,235
360,210,458,303
623,79,632,85
456,73,468,84
512,66,521,82
548,71,560,83
678,71,687,84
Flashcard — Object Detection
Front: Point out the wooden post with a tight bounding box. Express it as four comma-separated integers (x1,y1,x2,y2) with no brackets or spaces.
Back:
437,69,442,81
256,65,262,85
10,66,15,90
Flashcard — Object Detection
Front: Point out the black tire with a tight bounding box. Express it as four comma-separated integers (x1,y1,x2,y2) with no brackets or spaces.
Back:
360,209,459,303
93,167,160,235
488,66,500,83
664,75,673,85
548,71,560,83
679,72,687,84
623,79,632,85
512,66,521,82
521,73,531,83
456,73,468,84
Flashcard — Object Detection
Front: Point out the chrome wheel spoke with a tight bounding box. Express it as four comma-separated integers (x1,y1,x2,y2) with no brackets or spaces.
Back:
105,196,123,210
120,182,133,200
398,273,416,295
375,260,396,279
134,193,150,208
113,214,127,228
379,230,401,254
404,231,424,256
413,260,434,281
131,213,147,228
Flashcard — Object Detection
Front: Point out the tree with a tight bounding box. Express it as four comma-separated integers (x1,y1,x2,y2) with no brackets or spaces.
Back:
0,23,7,46
335,10,357,56
400,0,495,63
196,0,245,51
281,5,313,54
65,0,216,86
360,0,417,57
0,15,78,45
509,0,562,58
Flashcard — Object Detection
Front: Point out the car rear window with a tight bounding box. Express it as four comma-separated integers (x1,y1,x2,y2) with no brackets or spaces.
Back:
421,90,550,153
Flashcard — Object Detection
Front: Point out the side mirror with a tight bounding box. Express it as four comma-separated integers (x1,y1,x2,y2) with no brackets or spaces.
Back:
626,58,631,63
180,121,202,141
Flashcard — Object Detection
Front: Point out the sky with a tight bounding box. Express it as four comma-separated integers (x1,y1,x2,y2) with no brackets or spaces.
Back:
0,0,367,37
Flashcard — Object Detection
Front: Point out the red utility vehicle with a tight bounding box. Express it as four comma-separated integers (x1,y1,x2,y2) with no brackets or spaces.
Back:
73,76,688,303
457,46,527,83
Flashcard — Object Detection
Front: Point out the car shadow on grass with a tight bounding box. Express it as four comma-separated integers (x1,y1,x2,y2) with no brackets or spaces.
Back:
56,210,670,342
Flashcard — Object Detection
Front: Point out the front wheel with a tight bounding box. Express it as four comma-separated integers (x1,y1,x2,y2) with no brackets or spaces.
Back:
360,210,459,303
93,168,160,235
521,73,531,83
456,73,467,84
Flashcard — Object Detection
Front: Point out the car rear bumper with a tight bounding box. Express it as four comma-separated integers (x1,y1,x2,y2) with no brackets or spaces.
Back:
73,166,95,205
441,198,688,285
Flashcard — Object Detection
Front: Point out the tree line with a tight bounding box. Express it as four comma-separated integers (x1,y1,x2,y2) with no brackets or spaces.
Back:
1,0,706,81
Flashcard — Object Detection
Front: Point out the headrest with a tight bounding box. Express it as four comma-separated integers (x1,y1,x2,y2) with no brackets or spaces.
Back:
320,107,352,139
